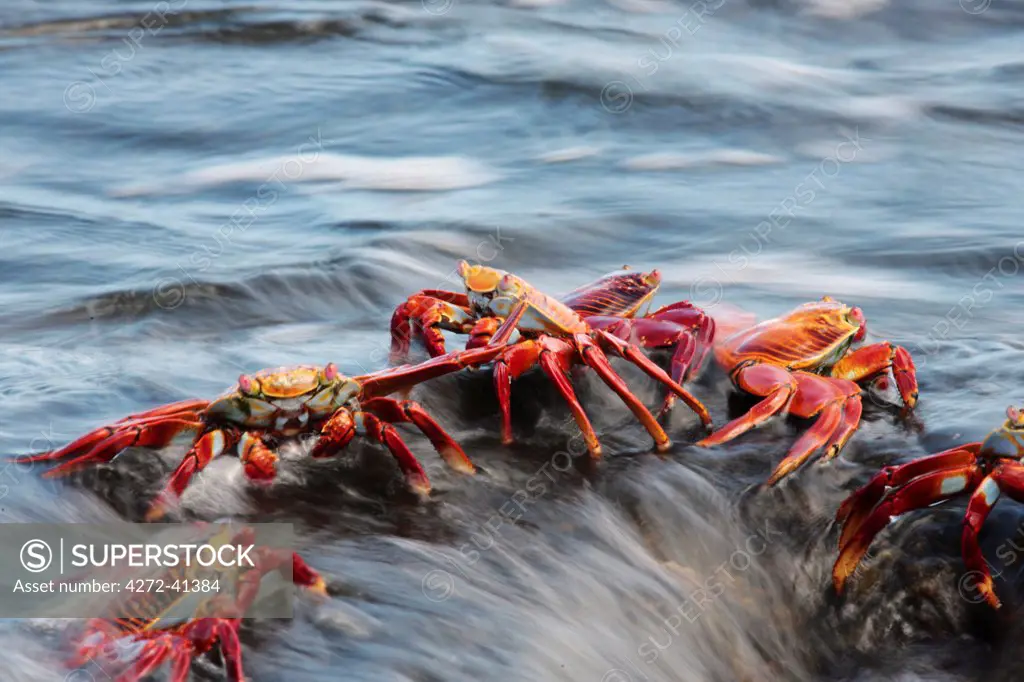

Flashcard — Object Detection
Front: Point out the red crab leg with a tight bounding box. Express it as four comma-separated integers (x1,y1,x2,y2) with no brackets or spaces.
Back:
764,375,861,486
537,337,602,458
358,344,507,400
766,404,843,486
819,397,864,465
313,408,432,495
648,300,716,380
480,309,524,438
167,647,192,682
962,471,1005,608
18,399,208,464
145,428,240,521
491,338,545,446
832,462,984,593
832,342,918,408
698,363,796,447
41,417,205,478
179,619,245,682
293,552,329,595
574,333,671,452
231,545,327,613
588,317,700,415
493,347,516,445
835,444,982,549
214,619,246,682
490,337,602,456
594,330,712,428
361,397,476,474
113,399,210,423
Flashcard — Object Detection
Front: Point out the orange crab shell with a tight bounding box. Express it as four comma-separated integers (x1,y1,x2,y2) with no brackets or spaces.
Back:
714,298,866,372
238,365,337,399
458,260,502,293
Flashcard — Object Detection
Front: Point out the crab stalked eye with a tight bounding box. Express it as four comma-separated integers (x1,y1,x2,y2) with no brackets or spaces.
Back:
643,269,661,287
497,274,516,294
238,374,256,395
849,307,866,342
1008,406,1024,428
322,363,340,383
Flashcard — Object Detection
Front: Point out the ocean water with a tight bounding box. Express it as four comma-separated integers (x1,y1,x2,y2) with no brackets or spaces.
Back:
1,0,1023,679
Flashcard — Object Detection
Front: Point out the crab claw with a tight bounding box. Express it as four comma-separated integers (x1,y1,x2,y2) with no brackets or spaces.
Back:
833,454,982,593
238,433,278,484
892,346,918,408
835,471,893,548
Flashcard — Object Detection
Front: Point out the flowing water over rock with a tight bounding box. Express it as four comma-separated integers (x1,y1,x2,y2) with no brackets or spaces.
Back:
1,0,1023,679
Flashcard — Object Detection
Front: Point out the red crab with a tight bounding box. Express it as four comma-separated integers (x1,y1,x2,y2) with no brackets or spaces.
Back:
391,266,715,416
18,346,505,519
64,524,325,681
698,297,918,485
833,405,1024,608
390,262,712,458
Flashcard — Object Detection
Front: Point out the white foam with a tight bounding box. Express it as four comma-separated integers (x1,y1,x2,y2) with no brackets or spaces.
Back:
115,153,501,196
536,146,602,164
620,149,781,171
662,252,943,303
798,0,889,19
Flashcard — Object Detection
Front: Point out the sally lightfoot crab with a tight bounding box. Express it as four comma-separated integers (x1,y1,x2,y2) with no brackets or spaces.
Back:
393,262,712,458
833,406,1024,609
19,346,504,519
697,297,918,485
391,266,715,416
64,524,326,681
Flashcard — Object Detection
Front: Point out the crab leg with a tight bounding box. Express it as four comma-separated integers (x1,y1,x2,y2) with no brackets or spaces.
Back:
18,399,208,464
587,315,707,415
764,375,861,486
832,462,984,593
537,338,602,458
361,397,476,474
574,333,671,452
835,444,982,548
595,330,712,427
489,339,540,446
831,342,919,408
819,397,864,464
166,647,192,682
40,417,205,478
359,344,506,400
766,404,843,486
313,409,432,495
648,300,717,380
698,363,797,447
145,428,240,521
962,472,1005,608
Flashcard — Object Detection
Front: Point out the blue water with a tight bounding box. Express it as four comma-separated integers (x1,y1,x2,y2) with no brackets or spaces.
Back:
1,0,1023,679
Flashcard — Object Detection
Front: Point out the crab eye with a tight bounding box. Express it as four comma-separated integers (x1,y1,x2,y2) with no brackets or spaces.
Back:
849,307,866,341
321,363,339,383
1008,406,1024,428
238,374,257,395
